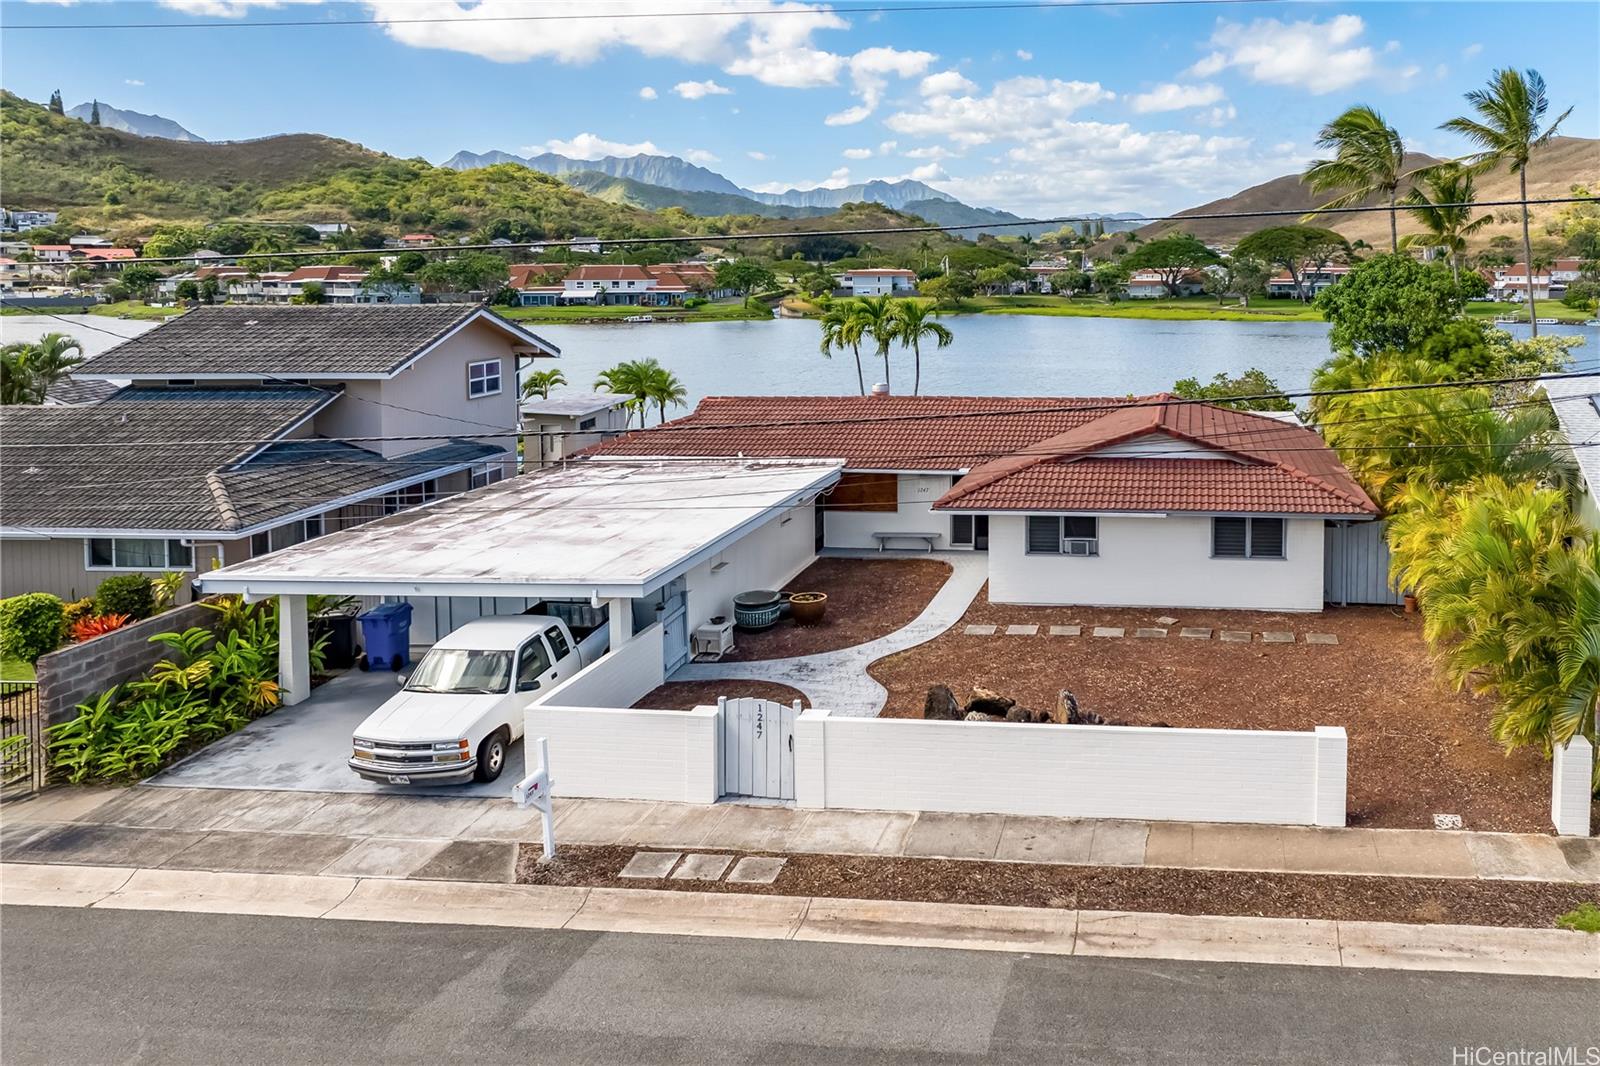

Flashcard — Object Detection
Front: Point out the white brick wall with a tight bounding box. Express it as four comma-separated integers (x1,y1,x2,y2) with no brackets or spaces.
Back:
1551,736,1594,836
794,711,1347,826
526,703,719,803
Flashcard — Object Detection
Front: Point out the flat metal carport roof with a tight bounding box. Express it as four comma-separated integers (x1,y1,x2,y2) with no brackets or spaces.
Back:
200,458,843,600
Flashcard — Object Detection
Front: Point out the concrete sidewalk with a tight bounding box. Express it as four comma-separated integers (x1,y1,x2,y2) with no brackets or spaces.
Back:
5,785,1598,883
4,862,1596,980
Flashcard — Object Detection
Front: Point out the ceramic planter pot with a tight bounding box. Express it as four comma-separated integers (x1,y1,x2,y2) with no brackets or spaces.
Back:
789,592,828,626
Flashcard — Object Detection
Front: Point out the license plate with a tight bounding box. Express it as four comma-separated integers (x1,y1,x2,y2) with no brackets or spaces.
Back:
387,774,411,784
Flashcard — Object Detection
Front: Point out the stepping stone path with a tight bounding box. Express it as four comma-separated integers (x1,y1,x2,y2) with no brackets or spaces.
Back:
1219,630,1252,643
1261,632,1295,644
1156,616,1179,626
727,856,787,884
1048,625,1081,637
671,853,734,881
1433,814,1464,830
1179,627,1212,640
1092,626,1124,638
620,851,681,879
963,624,998,636
1004,624,1039,636
1134,628,1167,639
1305,633,1340,645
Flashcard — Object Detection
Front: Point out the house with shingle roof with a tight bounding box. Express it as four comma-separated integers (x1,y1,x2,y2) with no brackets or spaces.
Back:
0,304,561,601
586,392,1378,611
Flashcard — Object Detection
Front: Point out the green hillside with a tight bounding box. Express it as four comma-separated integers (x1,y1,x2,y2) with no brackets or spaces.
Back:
561,170,833,220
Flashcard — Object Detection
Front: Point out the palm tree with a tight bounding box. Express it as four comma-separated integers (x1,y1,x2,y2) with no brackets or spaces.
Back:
891,299,953,396
1442,68,1572,336
849,293,899,390
818,298,866,395
594,361,652,427
915,236,935,271
1397,164,1492,284
0,332,84,404
1302,105,1412,252
521,368,567,400
642,362,687,424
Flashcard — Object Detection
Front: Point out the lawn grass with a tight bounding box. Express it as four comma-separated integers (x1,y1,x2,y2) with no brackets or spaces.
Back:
1463,300,1595,324
0,656,37,683
961,295,1325,322
497,301,771,324
86,301,185,320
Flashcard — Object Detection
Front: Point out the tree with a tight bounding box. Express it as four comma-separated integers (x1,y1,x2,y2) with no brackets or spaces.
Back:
174,279,200,302
595,359,682,426
641,360,688,424
849,294,900,390
1302,105,1412,251
48,90,64,115
522,368,567,400
918,273,972,309
89,100,101,126
0,333,85,405
1121,233,1218,296
1171,368,1293,412
892,299,953,396
416,253,508,294
1234,225,1349,301
293,281,326,305
1315,253,1466,356
1443,68,1572,337
198,276,221,304
119,265,161,300
714,258,778,297
1201,255,1270,307
818,298,867,395
1091,261,1130,302
1397,164,1491,284
1048,269,1088,299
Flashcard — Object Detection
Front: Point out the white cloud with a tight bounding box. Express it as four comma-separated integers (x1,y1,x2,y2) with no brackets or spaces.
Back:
748,166,852,194
522,132,662,159
1129,82,1225,114
919,69,977,96
1461,42,1483,59
681,148,720,164
1186,15,1383,95
673,79,732,100
822,45,936,124
1016,49,1032,61
159,0,320,14
842,147,875,159
825,105,875,126
747,150,770,160
124,78,145,87
886,75,1115,146
1193,104,1236,127
904,144,958,160
878,140,898,154
906,162,948,182
638,85,657,100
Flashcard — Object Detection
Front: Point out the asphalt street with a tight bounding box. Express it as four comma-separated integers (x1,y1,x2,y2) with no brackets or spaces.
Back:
2,905,1595,1065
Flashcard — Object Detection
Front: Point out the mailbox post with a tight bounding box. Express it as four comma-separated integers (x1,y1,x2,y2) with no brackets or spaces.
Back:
511,736,556,861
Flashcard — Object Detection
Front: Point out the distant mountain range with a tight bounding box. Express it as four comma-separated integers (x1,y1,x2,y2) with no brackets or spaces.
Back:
67,101,204,142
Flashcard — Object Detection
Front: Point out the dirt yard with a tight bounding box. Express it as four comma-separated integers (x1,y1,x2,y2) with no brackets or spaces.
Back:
635,680,809,710
868,594,1552,833
721,557,951,661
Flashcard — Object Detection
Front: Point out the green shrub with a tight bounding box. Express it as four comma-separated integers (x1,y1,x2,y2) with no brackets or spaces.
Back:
62,597,95,629
0,593,65,663
1557,902,1600,933
94,574,154,620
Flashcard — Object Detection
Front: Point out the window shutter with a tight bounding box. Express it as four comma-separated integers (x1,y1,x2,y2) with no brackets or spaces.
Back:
1027,516,1062,553
1213,517,1247,557
1249,518,1285,558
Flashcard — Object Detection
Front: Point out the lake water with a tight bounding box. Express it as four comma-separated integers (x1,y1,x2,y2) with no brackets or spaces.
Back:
6,312,1596,410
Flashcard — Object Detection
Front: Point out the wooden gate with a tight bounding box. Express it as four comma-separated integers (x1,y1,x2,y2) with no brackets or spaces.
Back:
719,696,798,801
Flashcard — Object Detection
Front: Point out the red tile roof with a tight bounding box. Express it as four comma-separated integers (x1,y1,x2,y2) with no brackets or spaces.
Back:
844,268,916,276
508,263,572,288
569,264,653,282
281,264,368,283
587,394,1376,517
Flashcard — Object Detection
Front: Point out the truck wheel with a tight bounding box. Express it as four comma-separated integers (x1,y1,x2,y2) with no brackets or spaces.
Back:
474,731,507,783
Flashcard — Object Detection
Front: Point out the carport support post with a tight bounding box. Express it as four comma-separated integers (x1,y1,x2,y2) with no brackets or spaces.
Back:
607,596,632,650
278,594,312,707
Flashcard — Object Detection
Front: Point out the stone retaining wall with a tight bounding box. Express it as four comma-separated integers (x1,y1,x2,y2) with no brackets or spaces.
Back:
35,600,222,726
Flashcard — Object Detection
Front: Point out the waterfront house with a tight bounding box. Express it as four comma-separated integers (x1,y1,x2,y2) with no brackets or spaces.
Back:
838,268,918,297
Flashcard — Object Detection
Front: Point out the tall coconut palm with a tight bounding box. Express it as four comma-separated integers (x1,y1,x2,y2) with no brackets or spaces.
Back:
1397,164,1492,284
849,293,899,390
817,298,866,396
1442,68,1572,336
594,361,652,427
891,299,953,396
521,367,567,400
1302,104,1412,252
642,361,688,424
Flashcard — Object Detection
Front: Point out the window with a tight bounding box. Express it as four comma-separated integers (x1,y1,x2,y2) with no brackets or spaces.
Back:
250,516,325,557
1212,517,1286,559
578,417,597,431
86,538,193,570
544,625,571,661
1025,516,1098,556
382,478,438,516
467,358,502,398
951,514,974,546
516,638,552,691
470,463,505,490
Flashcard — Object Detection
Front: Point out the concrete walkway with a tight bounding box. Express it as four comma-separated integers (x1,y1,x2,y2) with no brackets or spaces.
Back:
6,785,1597,884
670,549,988,716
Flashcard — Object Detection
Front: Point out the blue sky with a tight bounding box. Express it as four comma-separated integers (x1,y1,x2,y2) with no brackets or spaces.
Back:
4,0,1596,215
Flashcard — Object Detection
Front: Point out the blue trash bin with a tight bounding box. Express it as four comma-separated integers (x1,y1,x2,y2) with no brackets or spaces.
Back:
357,602,413,672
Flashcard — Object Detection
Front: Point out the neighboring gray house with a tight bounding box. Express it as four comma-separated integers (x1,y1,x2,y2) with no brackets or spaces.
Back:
1548,375,1600,530
521,391,633,467
0,304,560,601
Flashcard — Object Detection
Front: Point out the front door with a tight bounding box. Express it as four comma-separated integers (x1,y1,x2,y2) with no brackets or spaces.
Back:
659,577,689,673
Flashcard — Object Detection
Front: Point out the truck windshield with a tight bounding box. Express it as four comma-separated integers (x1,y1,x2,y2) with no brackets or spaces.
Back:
404,649,513,694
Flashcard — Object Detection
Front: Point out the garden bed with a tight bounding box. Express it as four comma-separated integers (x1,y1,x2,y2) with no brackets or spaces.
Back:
516,843,1599,930
634,680,808,710
720,557,951,662
867,596,1553,833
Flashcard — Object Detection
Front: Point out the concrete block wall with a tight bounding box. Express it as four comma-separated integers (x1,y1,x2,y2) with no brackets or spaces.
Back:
525,703,720,803
35,600,221,726
1551,736,1594,837
534,622,664,711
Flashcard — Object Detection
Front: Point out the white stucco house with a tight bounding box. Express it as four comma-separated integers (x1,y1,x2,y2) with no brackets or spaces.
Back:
588,393,1380,612
838,268,918,296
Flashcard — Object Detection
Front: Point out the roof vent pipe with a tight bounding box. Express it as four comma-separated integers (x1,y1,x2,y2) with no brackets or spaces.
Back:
869,382,890,396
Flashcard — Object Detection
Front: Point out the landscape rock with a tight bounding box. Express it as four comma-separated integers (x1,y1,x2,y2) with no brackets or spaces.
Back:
1058,689,1106,726
965,686,1016,717
963,710,1007,723
923,684,963,721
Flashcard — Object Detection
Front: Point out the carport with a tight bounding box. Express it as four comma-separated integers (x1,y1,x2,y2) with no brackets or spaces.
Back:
200,458,844,706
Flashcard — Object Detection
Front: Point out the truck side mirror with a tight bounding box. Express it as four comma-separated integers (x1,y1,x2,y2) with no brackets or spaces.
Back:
396,674,408,687
519,679,540,692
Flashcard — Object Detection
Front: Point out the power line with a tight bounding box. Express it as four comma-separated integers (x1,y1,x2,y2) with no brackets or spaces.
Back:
5,0,1288,31
49,197,1600,266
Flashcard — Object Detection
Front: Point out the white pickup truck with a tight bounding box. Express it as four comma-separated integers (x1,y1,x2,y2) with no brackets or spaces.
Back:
349,613,608,786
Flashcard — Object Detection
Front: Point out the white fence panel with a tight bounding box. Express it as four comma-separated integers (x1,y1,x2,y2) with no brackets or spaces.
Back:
525,702,720,803
720,697,797,801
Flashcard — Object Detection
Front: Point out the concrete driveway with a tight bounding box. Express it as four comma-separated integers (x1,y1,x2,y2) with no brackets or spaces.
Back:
149,670,526,798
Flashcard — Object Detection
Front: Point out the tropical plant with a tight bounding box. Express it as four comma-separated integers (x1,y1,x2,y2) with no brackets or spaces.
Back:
1398,164,1492,283
94,574,154,620
70,613,132,642
150,571,187,612
1442,68,1572,336
1234,226,1350,302
849,294,900,390
640,360,687,424
1315,254,1469,356
818,298,867,395
1201,256,1270,307
594,361,651,427
1171,369,1294,412
1121,233,1219,296
1302,105,1412,252
0,593,65,663
0,332,85,405
891,299,953,396
595,359,681,426
522,368,567,400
